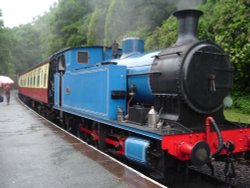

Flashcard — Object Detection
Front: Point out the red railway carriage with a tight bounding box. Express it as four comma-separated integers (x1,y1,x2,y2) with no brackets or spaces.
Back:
18,61,50,104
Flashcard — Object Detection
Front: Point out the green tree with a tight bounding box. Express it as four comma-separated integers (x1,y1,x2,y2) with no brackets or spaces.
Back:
33,12,55,59
199,0,250,94
104,0,174,45
48,0,90,53
145,0,250,96
144,16,177,51
87,8,107,45
11,24,43,73
0,10,14,76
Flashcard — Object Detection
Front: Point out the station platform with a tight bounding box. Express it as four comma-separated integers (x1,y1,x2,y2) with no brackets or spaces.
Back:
0,92,164,188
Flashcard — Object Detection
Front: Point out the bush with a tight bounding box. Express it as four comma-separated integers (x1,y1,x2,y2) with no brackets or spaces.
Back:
233,95,250,114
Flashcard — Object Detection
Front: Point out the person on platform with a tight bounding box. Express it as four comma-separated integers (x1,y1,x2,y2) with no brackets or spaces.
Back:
3,84,11,104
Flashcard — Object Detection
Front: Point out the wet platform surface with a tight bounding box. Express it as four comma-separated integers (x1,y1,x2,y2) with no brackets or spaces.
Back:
0,93,164,188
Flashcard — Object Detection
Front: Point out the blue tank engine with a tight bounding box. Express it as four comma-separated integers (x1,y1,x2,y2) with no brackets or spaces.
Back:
19,9,250,184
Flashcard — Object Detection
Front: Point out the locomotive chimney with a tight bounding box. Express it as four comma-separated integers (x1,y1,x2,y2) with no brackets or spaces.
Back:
173,9,203,45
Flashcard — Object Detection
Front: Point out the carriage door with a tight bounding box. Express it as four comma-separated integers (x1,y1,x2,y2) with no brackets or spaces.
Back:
57,55,66,106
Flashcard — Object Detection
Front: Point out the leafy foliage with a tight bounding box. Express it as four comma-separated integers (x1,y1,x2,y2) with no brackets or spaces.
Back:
104,0,173,45
11,24,43,72
48,0,90,53
145,0,249,97
233,95,250,114
144,16,177,51
199,0,250,94
0,10,14,77
87,7,107,45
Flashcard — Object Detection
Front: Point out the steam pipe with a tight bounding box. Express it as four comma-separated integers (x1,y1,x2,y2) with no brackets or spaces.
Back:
173,9,203,45
205,116,224,157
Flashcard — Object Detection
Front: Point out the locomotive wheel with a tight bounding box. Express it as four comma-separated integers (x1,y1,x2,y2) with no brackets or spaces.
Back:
76,121,85,140
64,118,71,133
76,119,95,145
92,121,99,147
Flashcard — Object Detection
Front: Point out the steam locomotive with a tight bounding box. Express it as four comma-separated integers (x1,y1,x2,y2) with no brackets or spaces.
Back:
18,9,250,184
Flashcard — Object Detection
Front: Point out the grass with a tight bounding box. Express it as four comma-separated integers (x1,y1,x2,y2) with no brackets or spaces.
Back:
224,108,250,124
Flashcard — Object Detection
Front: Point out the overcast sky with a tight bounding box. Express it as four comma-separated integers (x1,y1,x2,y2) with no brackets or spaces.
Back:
0,0,58,28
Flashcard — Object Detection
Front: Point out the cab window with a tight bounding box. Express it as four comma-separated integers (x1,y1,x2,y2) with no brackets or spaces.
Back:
78,51,88,64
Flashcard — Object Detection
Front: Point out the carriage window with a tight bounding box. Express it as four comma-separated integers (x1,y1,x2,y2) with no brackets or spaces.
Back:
33,76,36,87
44,73,47,87
29,77,32,87
37,75,40,87
37,69,40,87
41,70,43,87
78,51,88,63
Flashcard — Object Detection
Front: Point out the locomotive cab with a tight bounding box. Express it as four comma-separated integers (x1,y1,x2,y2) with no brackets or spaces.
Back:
51,46,127,120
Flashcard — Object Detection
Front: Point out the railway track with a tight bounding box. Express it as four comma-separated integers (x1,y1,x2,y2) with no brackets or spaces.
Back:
19,97,249,188
190,160,250,188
